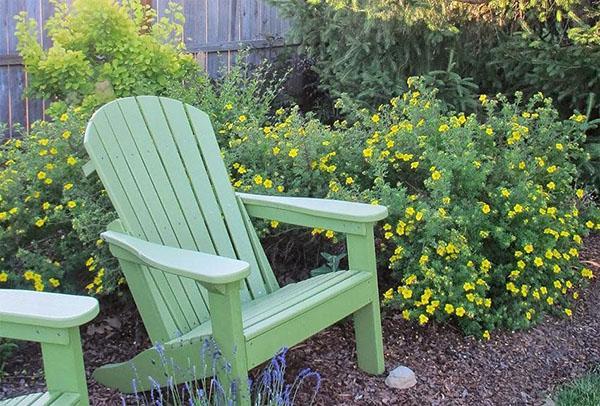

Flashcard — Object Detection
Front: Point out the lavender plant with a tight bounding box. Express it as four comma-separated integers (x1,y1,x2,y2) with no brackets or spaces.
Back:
124,340,321,406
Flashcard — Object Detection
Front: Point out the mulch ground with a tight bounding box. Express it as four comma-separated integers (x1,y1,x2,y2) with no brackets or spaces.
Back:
2,234,599,405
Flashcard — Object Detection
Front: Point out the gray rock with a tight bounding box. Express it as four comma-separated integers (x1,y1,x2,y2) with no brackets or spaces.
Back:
385,365,417,389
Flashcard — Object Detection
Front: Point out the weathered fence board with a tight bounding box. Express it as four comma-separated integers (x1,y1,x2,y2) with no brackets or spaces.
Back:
0,0,292,138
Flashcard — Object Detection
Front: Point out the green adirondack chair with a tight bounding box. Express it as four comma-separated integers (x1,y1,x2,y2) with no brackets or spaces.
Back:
84,96,387,402
0,289,99,406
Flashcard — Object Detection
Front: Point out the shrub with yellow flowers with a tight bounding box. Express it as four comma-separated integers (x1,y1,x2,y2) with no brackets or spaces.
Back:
336,80,599,336
221,78,599,336
0,110,118,295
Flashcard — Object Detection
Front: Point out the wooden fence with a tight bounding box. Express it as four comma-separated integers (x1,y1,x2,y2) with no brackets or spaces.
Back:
0,0,292,138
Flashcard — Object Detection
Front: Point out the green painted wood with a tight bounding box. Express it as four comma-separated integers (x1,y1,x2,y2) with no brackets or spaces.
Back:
107,220,176,342
347,229,386,375
92,101,203,332
41,328,89,405
85,96,387,397
0,290,98,329
207,281,250,405
239,193,370,236
0,291,96,406
0,321,69,345
0,392,81,406
184,104,267,299
236,196,279,293
85,115,190,338
237,192,388,223
245,278,373,368
103,230,250,284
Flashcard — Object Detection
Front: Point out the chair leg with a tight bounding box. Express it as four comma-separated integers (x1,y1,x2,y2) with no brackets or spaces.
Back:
41,327,90,406
207,282,250,406
347,229,386,375
353,298,385,374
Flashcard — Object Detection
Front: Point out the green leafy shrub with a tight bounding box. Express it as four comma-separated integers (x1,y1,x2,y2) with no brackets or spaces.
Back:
0,111,117,294
15,0,196,114
221,79,599,335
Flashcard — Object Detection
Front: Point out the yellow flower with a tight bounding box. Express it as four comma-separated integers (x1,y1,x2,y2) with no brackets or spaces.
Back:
45,178,53,185
524,244,534,253
277,185,285,193
67,156,78,166
37,171,47,180
555,143,563,151
481,203,491,214
482,330,490,340
455,307,466,317
49,278,60,288
238,115,247,122
263,179,273,189
35,218,46,227
546,181,555,190
288,148,299,158
64,183,74,190
444,304,454,314
564,308,572,317
479,94,488,104
546,165,557,174
485,127,494,136
38,138,49,146
224,102,233,110
67,201,77,208
576,189,584,199
383,288,394,300
402,310,410,320
585,220,595,229
431,170,441,181
270,220,279,228
0,272,8,282
438,124,449,133
62,130,72,139
418,314,429,325
571,114,586,123
362,147,373,158
325,230,335,239
546,297,554,305
463,282,475,291
59,113,69,122
345,176,354,185
533,257,544,267
371,114,380,123
581,268,594,279
272,146,280,155
253,175,263,185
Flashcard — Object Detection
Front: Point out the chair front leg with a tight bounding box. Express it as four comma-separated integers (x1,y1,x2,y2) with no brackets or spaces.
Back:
347,227,386,375
41,326,90,405
207,281,250,406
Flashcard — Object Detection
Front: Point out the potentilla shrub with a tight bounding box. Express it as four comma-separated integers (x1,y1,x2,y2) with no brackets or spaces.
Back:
0,111,118,294
224,79,599,336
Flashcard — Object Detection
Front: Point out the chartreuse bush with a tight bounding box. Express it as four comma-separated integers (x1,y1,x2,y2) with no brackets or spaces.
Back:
15,0,196,114
220,79,599,336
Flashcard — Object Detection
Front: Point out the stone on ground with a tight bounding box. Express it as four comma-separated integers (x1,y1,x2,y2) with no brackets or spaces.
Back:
385,365,417,389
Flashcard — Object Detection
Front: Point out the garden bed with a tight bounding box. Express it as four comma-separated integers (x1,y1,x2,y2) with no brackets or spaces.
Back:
1,233,598,405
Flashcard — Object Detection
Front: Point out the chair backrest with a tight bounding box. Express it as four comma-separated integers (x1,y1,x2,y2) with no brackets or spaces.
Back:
84,96,278,341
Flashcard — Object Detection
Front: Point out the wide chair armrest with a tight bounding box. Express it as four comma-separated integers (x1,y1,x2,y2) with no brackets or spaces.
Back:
101,230,250,285
0,290,99,329
237,192,388,235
